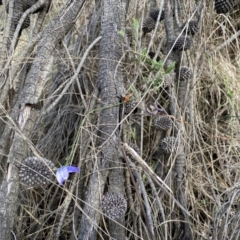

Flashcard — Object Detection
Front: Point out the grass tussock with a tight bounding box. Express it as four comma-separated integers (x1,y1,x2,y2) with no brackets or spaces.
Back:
3,0,240,239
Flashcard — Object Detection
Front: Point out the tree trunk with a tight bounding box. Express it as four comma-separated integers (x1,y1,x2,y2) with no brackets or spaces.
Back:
78,0,126,239
0,0,239,239
0,1,85,239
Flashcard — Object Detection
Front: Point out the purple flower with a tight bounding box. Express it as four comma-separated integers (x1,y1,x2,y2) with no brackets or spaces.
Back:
56,166,80,185
152,102,167,115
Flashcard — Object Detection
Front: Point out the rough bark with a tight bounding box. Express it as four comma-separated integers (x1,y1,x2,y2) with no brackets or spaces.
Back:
78,0,125,239
0,0,51,156
0,1,85,238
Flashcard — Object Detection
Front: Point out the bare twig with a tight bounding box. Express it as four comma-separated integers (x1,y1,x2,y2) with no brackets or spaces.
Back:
43,36,102,115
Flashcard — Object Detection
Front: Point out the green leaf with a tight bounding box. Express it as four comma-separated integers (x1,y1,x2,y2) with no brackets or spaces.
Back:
153,72,164,86
227,90,234,99
165,62,176,74
132,18,139,32
130,84,136,92
152,60,164,71
119,29,125,37
141,48,147,57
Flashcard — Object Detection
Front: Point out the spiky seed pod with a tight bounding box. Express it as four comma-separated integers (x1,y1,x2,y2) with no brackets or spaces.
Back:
178,66,193,81
214,0,236,14
148,51,161,62
125,143,141,160
170,35,192,51
161,136,179,153
181,20,199,35
149,8,165,21
153,115,172,131
19,157,55,187
102,191,127,220
124,100,138,115
142,17,156,35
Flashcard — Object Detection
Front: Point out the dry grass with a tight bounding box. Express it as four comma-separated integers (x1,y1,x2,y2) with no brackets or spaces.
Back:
5,0,240,239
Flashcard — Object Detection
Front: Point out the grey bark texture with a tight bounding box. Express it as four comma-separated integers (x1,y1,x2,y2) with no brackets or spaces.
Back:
0,0,215,239
78,0,125,239
0,1,85,239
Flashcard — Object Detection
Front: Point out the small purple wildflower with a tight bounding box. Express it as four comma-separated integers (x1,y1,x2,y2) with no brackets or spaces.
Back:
56,166,80,185
152,102,167,115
